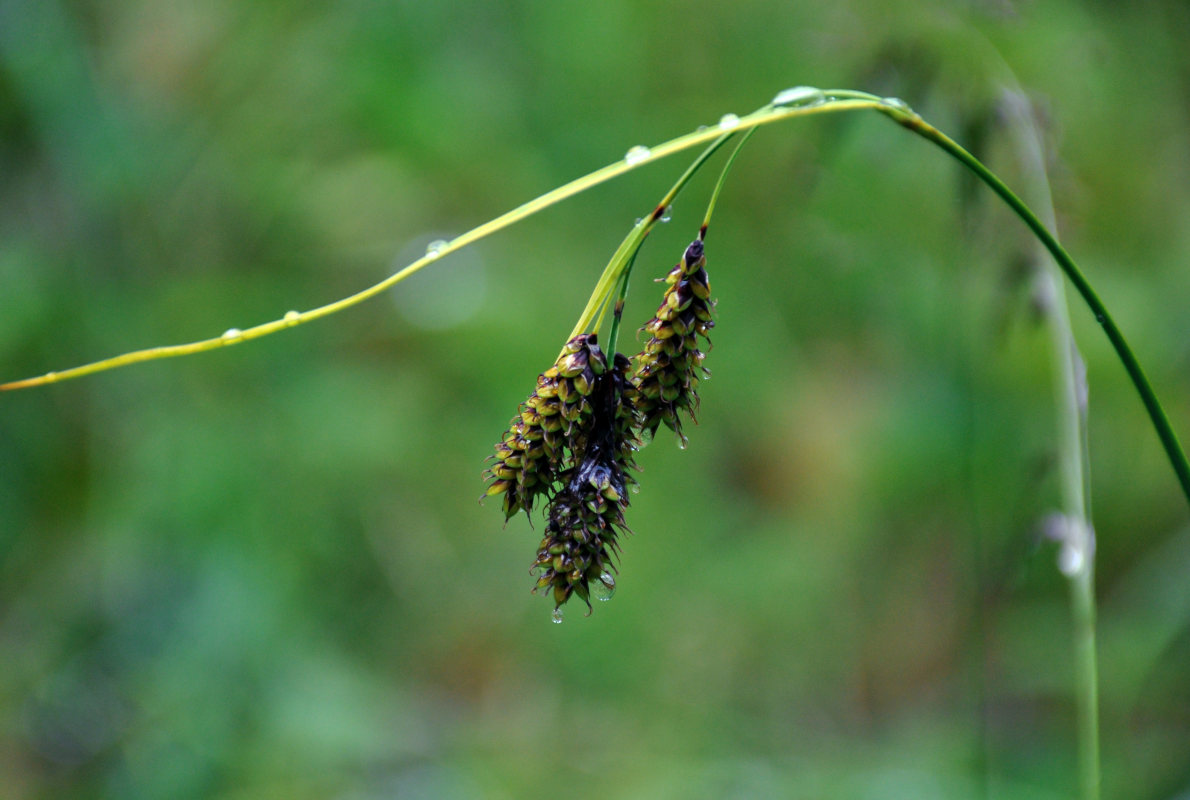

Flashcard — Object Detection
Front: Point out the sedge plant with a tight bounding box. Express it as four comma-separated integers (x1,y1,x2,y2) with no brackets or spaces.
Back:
4,87,1188,800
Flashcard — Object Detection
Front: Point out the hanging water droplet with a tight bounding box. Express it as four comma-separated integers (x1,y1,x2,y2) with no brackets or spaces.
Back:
883,97,911,112
624,145,651,165
221,328,243,342
634,217,644,226
660,204,672,223
283,310,300,325
1058,542,1085,577
772,86,825,108
591,572,616,602
718,113,740,130
425,239,448,258
551,607,564,624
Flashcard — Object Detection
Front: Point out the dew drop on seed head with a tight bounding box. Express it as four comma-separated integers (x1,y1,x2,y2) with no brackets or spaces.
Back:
551,608,564,624
772,86,825,108
425,239,448,258
591,572,616,602
718,113,740,130
624,145,651,165
222,328,242,341
660,205,672,223
284,310,300,325
882,97,911,112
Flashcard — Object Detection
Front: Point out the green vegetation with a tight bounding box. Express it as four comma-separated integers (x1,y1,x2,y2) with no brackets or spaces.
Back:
3,2,1190,798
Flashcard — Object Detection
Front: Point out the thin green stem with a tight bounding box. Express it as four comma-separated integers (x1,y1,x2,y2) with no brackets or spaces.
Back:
702,126,758,237
880,104,1190,509
563,130,739,350
998,87,1099,800
3,98,884,392
5,90,1187,523
1071,563,1101,800
605,259,633,357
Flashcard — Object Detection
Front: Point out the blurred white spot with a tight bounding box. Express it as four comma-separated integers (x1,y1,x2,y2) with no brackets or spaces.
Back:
1042,512,1095,578
392,233,487,330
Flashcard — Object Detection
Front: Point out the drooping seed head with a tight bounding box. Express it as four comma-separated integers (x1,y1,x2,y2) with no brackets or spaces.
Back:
631,238,716,444
531,351,639,611
483,334,613,520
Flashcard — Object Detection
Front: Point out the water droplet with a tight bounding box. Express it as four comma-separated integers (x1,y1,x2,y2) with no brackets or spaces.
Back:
283,310,300,325
696,124,708,132
44,371,58,383
634,217,644,226
1095,313,1106,324
718,113,740,130
221,328,243,342
551,608,564,624
395,234,486,331
1058,543,1084,577
624,145,651,165
772,86,825,108
591,572,616,602
882,97,911,112
660,204,672,223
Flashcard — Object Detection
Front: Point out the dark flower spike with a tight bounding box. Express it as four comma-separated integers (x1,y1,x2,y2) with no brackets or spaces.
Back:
631,238,716,445
483,334,609,521
532,352,639,611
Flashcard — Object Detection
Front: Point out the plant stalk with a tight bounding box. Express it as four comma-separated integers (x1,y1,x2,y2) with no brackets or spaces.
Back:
879,105,1190,508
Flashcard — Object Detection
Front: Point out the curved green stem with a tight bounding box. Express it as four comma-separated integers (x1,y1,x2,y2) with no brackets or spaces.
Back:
879,104,1190,507
5,89,1187,518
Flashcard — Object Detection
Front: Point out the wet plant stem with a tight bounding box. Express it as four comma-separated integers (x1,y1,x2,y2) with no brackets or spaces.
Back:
11,92,1184,516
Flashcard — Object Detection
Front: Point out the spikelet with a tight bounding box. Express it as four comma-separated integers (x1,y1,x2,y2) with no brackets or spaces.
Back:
531,353,639,609
631,238,715,444
483,334,608,520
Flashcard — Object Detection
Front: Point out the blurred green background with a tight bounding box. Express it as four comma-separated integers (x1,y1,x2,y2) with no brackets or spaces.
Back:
3,1,1190,797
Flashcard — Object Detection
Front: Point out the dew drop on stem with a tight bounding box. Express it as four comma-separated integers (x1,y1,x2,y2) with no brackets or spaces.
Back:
425,239,448,258
284,310,300,325
718,113,740,130
222,328,243,342
624,145,651,165
771,86,825,108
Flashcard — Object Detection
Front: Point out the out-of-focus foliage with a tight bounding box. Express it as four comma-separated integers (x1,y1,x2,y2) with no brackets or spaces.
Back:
3,1,1190,797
